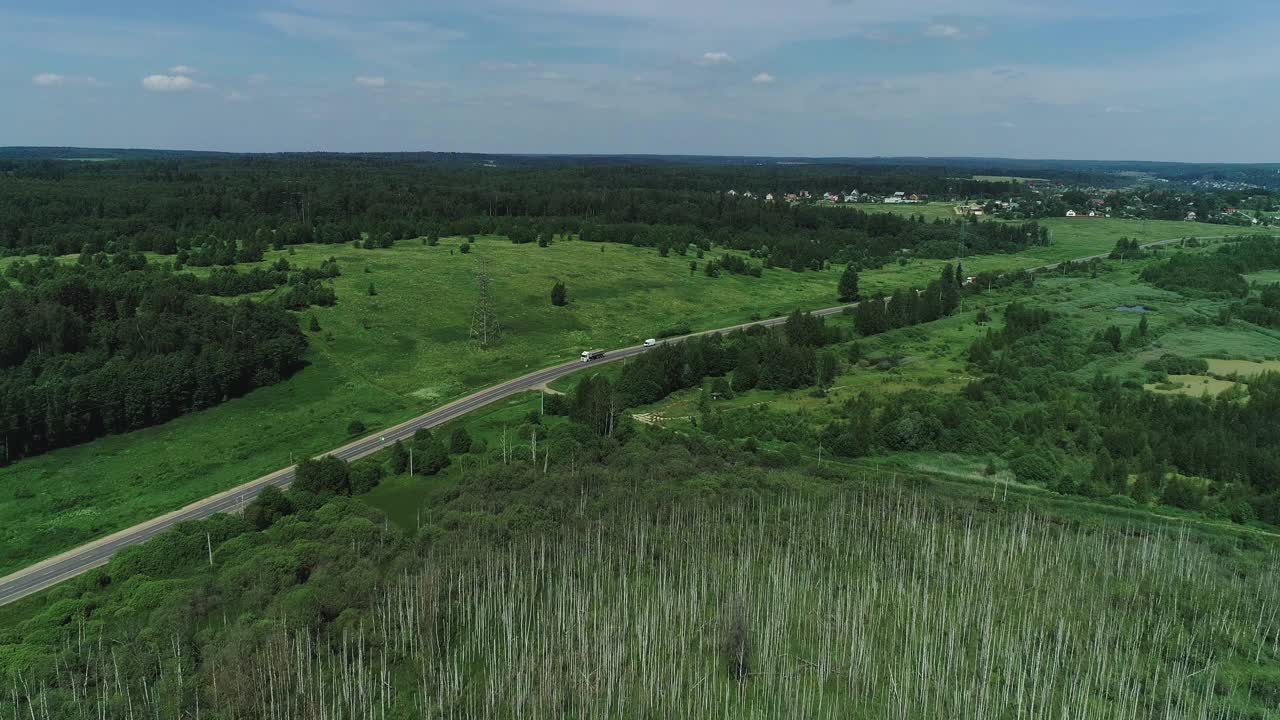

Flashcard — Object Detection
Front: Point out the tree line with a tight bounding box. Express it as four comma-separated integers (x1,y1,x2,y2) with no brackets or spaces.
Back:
0,253,308,462
0,157,1045,271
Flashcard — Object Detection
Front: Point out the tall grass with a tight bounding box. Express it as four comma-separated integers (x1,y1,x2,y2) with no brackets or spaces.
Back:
9,487,1279,718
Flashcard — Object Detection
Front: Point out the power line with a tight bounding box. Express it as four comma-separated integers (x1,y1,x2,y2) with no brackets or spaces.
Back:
468,256,500,349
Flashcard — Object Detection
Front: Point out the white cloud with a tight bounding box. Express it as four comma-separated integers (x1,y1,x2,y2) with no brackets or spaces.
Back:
698,51,733,65
536,70,566,80
33,72,104,88
354,75,387,88
998,120,1017,128
248,73,270,85
1105,105,1141,114
924,24,966,39
752,72,775,84
142,74,199,92
261,12,462,67
226,91,250,102
169,64,198,74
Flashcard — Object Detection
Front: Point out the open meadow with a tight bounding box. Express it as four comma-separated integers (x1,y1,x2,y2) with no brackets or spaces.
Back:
0,220,1270,577
0,236,843,574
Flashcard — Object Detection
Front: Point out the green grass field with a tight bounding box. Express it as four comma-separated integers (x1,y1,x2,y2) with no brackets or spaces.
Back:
0,221,1269,577
1207,358,1280,376
1144,374,1243,398
0,237,849,575
1246,270,1280,285
855,213,1253,295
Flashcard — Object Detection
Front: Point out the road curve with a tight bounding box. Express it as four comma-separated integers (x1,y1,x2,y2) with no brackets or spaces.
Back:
0,232,1255,606
0,303,854,606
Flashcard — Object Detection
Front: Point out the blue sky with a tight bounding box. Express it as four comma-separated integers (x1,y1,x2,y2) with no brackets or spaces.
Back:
4,0,1279,161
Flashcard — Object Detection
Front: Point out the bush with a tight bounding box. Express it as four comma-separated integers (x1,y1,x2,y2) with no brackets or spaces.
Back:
450,427,474,454
1162,475,1205,511
244,486,294,530
1010,452,1059,486
348,460,385,495
347,419,366,436
1144,354,1209,375
293,456,351,496
656,323,692,339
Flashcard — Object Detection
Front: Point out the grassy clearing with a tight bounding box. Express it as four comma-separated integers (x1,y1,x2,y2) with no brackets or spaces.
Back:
1159,324,1280,362
640,263,1209,425
1247,270,1280,285
1207,358,1280,376
360,388,566,530
1144,374,1244,398
0,222,1268,576
850,220,1265,298
0,237,847,575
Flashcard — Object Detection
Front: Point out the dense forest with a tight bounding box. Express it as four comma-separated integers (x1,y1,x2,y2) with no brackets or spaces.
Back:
0,156,1048,466
0,253,311,462
2,404,1277,718
0,157,1045,272
1139,235,1280,297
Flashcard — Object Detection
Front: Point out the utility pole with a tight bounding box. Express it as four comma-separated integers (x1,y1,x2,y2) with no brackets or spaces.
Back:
206,533,213,566
469,257,501,349
409,446,414,476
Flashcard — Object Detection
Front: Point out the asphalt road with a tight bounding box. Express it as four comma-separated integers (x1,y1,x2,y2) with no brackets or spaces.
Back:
0,232,1250,607
0,302,855,607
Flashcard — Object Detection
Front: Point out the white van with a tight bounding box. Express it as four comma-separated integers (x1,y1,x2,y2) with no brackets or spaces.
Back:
643,338,656,347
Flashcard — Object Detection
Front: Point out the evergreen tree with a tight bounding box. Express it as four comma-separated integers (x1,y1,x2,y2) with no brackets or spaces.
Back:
411,428,451,475
1103,325,1123,352
244,486,294,530
856,297,888,336
837,264,860,302
550,280,568,306
817,350,839,388
389,440,409,474
572,375,617,436
887,289,912,329
450,427,473,454
293,456,351,496
734,348,761,391
367,282,377,296
308,314,321,332
940,265,961,315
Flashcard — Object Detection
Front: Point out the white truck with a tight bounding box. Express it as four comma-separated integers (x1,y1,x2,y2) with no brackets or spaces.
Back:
581,349,606,362
643,338,656,347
